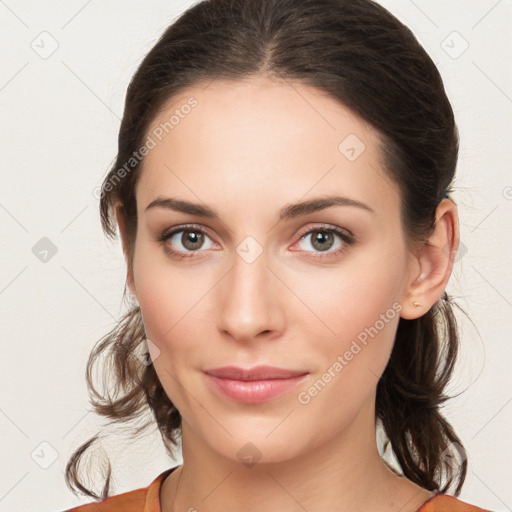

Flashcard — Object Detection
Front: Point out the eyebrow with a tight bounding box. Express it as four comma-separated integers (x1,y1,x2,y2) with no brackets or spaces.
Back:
144,194,375,220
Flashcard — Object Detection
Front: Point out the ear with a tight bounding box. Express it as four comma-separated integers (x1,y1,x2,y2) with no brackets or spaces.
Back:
399,198,459,320
114,202,137,298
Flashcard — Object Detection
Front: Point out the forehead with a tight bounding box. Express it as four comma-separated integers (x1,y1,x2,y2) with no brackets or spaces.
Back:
137,76,400,221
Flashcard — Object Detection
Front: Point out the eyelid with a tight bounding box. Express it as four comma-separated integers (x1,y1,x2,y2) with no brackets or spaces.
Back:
158,222,211,238
295,223,355,242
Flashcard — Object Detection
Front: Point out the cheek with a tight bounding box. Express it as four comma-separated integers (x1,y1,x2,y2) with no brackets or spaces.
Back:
133,239,201,322
296,278,402,422
132,243,220,375
293,250,405,345
295,246,406,392
133,261,203,409
132,244,188,349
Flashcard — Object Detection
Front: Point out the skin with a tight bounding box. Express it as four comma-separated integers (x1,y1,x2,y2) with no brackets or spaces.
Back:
115,75,459,512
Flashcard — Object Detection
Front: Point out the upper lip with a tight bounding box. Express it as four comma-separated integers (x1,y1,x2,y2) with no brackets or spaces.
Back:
204,365,309,381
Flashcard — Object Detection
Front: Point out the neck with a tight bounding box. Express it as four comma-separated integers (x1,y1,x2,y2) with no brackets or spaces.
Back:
161,398,434,512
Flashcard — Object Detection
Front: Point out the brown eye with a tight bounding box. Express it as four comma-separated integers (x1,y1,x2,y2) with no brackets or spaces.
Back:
157,225,216,259
293,226,355,260
179,230,205,250
309,231,336,252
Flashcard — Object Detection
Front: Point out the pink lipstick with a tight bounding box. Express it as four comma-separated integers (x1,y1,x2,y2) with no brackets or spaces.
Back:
204,365,308,404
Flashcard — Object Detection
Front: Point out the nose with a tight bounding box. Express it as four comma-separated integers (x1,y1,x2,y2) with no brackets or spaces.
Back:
216,248,285,344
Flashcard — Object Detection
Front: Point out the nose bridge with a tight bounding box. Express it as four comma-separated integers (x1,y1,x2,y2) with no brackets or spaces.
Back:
217,243,278,340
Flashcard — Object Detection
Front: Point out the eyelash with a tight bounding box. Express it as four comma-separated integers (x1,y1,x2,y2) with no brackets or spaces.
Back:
156,223,355,261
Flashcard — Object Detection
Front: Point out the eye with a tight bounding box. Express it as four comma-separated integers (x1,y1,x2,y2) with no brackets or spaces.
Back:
292,225,355,259
156,223,355,261
156,224,217,260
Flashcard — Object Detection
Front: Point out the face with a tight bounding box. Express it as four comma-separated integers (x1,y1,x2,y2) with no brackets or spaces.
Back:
127,76,414,464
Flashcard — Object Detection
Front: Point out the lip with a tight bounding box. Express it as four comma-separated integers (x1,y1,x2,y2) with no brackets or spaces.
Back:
204,365,309,404
204,365,308,380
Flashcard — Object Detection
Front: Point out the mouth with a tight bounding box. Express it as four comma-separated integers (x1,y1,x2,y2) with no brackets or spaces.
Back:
203,365,309,404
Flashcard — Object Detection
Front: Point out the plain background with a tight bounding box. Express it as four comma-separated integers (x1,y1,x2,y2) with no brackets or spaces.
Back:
0,1,511,511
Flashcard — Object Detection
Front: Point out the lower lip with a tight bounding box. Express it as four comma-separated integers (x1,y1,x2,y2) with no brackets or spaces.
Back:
205,374,308,404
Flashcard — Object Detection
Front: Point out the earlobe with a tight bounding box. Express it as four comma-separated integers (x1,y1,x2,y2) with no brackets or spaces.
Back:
400,199,459,320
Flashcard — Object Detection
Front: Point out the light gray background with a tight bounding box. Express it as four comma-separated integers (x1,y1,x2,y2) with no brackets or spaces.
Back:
0,1,511,511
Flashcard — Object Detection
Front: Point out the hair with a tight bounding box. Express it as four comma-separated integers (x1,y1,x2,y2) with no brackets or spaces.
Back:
65,0,469,501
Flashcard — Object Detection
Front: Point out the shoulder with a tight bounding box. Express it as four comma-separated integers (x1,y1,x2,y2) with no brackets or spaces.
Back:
62,487,146,512
61,466,177,512
419,493,494,512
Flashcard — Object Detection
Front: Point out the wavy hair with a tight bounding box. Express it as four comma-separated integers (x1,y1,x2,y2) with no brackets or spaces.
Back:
65,0,468,500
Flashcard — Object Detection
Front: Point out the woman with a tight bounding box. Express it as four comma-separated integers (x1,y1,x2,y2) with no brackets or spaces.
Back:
62,0,492,510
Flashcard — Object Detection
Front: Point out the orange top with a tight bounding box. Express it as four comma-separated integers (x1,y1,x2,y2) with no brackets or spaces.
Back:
63,466,492,512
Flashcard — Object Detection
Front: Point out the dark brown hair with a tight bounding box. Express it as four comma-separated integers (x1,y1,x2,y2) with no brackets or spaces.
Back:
65,0,468,500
